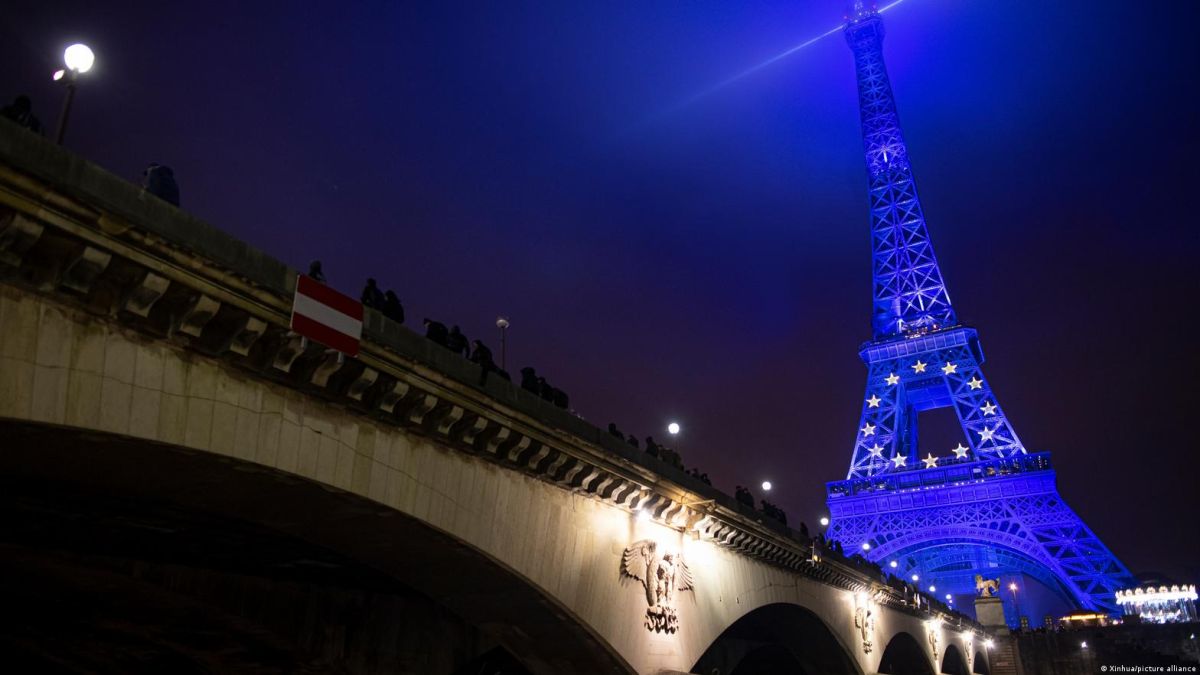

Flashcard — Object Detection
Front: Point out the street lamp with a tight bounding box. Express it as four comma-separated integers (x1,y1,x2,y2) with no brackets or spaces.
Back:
761,480,772,491
911,573,920,582
1009,580,1022,624
819,516,829,527
889,560,898,568
53,43,95,145
667,422,680,436
861,542,871,551
495,317,509,370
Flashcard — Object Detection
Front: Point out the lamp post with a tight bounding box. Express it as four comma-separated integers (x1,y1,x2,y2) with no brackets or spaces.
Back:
53,43,94,145
1009,581,1023,627
495,316,509,370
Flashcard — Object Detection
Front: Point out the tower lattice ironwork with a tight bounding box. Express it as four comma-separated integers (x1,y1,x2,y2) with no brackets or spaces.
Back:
825,2,1132,618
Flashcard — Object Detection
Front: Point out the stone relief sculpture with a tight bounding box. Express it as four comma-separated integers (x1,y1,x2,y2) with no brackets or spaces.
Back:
927,627,940,663
622,539,695,633
975,575,1000,597
853,594,876,653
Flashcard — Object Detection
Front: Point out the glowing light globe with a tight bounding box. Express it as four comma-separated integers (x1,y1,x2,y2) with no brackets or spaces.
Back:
761,481,772,491
64,43,95,73
667,422,680,435
819,516,829,526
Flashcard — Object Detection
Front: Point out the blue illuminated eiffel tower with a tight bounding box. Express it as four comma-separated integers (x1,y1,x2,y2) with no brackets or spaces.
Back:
825,2,1133,618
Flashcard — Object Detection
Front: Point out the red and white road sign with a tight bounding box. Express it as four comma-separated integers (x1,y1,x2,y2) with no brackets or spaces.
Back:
290,274,363,356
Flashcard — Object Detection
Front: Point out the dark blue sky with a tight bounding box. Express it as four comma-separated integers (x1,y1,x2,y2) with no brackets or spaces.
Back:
3,1,1196,579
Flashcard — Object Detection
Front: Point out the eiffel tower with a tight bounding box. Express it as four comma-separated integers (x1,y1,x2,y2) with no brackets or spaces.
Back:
825,2,1133,619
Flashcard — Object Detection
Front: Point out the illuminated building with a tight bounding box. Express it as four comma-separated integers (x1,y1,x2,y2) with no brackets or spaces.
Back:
1115,585,1199,624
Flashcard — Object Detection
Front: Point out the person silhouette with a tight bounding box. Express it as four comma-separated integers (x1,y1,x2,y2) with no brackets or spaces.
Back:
307,260,326,282
470,340,495,384
142,163,180,206
446,326,469,358
423,318,448,346
383,290,404,324
520,367,539,394
1,95,43,134
361,279,384,308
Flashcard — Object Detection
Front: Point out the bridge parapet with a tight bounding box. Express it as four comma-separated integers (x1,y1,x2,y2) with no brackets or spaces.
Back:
0,124,989,670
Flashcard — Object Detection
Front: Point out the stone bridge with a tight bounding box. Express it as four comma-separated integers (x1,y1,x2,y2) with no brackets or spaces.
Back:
0,125,993,674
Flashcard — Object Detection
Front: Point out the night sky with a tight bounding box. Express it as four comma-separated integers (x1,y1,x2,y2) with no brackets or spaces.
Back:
3,1,1197,581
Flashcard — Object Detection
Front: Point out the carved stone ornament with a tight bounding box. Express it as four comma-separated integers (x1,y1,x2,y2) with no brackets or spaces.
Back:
975,574,1000,598
622,539,695,633
927,627,940,663
853,595,876,654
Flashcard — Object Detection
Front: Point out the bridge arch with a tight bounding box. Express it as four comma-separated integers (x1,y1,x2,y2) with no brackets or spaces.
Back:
972,650,989,674
0,418,631,675
940,643,969,675
877,631,934,675
690,602,860,675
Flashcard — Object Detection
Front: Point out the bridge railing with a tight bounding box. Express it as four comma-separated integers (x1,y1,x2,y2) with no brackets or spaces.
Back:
826,452,1053,498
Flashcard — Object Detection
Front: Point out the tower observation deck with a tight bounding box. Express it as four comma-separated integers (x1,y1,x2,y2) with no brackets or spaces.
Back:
824,2,1133,622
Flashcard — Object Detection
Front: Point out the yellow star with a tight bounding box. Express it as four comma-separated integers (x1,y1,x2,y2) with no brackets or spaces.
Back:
942,362,957,375
861,423,876,436
891,454,907,468
967,377,983,390
979,425,996,442
912,360,927,373
922,453,939,469
981,401,997,416
867,395,881,408
867,443,885,458
952,444,969,459
885,373,900,386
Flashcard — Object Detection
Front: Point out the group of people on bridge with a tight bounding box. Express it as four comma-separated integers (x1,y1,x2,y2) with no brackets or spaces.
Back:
605,423,713,486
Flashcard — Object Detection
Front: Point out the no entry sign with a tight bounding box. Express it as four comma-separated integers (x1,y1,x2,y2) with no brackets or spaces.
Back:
289,274,363,356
